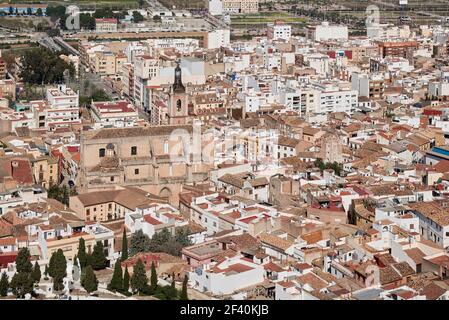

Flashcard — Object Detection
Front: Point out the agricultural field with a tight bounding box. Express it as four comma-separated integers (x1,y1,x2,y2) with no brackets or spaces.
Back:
231,12,307,25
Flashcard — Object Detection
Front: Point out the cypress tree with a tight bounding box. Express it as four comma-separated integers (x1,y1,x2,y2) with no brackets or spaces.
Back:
90,242,108,270
180,274,188,300
15,248,32,273
168,272,177,300
150,261,158,290
130,259,148,294
122,267,130,293
77,237,87,269
48,249,67,292
0,271,8,297
121,228,128,262
31,261,41,283
82,265,98,293
108,261,123,292
10,272,33,298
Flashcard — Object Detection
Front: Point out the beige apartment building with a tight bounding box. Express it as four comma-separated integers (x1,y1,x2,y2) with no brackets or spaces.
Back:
223,0,259,13
91,51,126,76
31,156,59,189
69,187,166,221
45,232,96,261
95,18,118,33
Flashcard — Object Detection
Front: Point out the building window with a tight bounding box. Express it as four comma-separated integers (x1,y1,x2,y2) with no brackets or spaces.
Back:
135,168,139,175
110,177,114,182
176,99,182,112
164,140,169,154
131,146,137,156
99,148,106,157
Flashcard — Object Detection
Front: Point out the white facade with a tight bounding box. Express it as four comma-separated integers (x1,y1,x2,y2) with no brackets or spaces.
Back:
189,256,265,295
267,22,292,41
429,81,449,97
209,0,223,15
312,22,348,42
315,86,358,115
45,85,80,128
207,28,231,49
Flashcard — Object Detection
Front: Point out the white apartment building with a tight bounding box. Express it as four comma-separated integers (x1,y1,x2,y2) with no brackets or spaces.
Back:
133,55,159,109
314,83,358,115
309,22,348,42
208,0,223,15
45,85,80,128
429,81,449,98
305,54,330,76
207,28,231,49
267,21,292,41
90,101,139,128
279,86,318,116
189,255,265,295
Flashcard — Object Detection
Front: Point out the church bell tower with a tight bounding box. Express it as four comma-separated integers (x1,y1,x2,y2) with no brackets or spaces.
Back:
168,62,188,125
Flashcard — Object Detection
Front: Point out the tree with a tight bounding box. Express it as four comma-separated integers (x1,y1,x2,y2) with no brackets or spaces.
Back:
48,249,67,292
130,259,148,294
153,15,161,22
90,89,109,102
90,242,108,270
150,261,158,291
79,13,96,30
36,8,43,16
15,248,32,274
10,272,33,298
31,261,41,284
19,47,75,85
45,5,66,21
147,227,192,256
180,274,188,300
82,265,98,293
0,272,8,297
166,272,177,300
26,8,32,16
129,229,151,256
77,237,88,270
123,267,130,293
132,11,144,23
121,228,128,262
108,262,123,292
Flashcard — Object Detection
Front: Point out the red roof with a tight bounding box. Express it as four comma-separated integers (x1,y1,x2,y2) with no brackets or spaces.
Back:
143,215,163,226
2,159,33,184
67,146,79,153
95,18,117,23
92,101,136,114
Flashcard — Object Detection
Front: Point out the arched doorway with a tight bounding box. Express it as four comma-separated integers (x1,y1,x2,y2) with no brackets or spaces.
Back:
159,187,172,199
